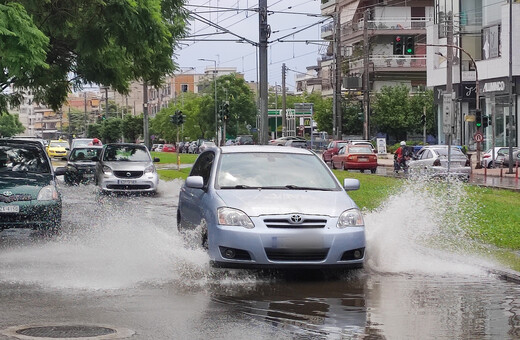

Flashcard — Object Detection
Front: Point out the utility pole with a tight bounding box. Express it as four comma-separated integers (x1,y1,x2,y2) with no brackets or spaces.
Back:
507,0,514,173
258,0,269,144
84,92,87,137
105,87,109,120
143,82,150,149
333,12,342,140
363,9,370,140
445,11,454,173
282,63,287,137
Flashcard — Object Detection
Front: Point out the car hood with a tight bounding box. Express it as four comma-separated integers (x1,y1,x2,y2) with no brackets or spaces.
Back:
216,189,355,217
0,175,52,198
103,161,152,171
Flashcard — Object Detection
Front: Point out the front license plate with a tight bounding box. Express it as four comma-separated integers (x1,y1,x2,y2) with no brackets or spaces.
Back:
0,205,20,213
273,235,323,249
118,179,137,185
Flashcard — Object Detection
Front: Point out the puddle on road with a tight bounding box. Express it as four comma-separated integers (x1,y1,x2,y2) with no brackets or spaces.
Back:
0,177,503,291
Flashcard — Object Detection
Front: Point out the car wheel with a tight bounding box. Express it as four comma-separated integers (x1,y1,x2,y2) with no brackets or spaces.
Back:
331,161,336,169
341,162,346,170
177,210,183,232
370,168,376,174
201,220,208,250
360,169,365,173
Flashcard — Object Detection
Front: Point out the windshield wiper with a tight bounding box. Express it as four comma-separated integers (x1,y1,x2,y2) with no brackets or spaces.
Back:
284,185,332,191
220,184,261,189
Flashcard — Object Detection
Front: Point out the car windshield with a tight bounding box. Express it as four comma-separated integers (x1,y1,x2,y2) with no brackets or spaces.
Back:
103,145,150,162
216,152,340,190
50,141,69,148
72,140,92,147
349,146,373,153
0,144,51,174
70,147,101,161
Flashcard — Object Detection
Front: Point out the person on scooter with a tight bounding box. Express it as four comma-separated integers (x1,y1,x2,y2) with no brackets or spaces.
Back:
394,141,410,173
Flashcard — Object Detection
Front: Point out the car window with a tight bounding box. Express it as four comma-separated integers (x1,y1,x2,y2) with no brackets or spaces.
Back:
0,144,51,174
419,150,431,159
216,152,340,190
190,151,215,187
433,147,465,156
103,145,150,162
349,146,372,153
50,141,69,148
70,147,101,161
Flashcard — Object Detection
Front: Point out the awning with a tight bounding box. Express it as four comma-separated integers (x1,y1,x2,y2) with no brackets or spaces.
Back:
340,0,360,24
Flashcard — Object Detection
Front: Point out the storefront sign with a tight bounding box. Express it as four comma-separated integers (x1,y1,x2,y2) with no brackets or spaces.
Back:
480,79,509,94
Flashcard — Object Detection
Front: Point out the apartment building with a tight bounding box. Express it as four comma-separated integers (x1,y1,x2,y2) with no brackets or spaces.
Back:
427,0,519,150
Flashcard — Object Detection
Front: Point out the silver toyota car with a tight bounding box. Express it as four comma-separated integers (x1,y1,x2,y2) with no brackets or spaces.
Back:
177,145,366,269
94,143,159,194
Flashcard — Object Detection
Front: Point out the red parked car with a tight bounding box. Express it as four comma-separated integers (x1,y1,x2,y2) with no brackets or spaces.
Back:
331,144,378,173
322,140,349,164
161,144,176,152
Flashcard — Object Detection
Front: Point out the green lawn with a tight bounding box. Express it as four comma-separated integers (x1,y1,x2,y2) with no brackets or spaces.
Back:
151,152,198,164
157,167,520,256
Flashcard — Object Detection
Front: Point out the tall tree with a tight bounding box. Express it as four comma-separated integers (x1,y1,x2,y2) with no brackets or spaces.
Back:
122,114,143,143
0,113,25,137
371,85,412,142
1,0,187,113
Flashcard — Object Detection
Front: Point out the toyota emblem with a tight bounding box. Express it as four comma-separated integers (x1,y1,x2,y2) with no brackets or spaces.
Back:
290,214,302,224
2,191,13,197
126,172,132,177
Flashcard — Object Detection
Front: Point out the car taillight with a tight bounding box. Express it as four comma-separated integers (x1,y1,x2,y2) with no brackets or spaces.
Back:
483,155,490,158
433,158,441,166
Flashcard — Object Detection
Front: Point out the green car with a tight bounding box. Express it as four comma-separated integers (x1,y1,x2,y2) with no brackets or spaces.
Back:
0,139,66,233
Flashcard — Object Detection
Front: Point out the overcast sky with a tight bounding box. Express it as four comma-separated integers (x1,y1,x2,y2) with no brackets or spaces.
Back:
175,0,328,90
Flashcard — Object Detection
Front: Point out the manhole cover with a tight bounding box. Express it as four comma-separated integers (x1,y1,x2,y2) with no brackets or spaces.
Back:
17,325,115,338
1,324,135,340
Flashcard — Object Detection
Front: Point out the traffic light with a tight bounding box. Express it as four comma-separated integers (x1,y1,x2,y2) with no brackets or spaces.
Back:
177,111,184,125
393,36,403,55
170,114,178,125
223,102,230,122
404,36,415,55
421,113,426,125
482,115,490,128
475,109,482,128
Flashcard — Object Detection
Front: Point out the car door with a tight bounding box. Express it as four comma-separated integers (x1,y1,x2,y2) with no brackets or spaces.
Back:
179,151,215,229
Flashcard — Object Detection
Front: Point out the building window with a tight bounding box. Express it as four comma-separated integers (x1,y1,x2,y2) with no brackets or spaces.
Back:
181,84,188,93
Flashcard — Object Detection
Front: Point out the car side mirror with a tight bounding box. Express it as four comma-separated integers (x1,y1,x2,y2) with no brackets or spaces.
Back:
185,175,204,189
343,178,360,191
153,157,160,163
54,167,67,176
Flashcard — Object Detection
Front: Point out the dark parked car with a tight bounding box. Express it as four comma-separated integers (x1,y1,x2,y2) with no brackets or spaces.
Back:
0,139,66,233
61,146,103,185
322,140,349,164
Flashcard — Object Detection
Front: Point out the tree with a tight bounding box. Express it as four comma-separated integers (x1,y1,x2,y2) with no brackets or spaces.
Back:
409,89,435,137
122,114,143,143
0,113,25,137
87,124,102,140
371,85,413,142
1,0,187,114
100,118,122,143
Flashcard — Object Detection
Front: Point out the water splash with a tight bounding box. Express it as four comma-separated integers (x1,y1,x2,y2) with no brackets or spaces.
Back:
364,177,495,276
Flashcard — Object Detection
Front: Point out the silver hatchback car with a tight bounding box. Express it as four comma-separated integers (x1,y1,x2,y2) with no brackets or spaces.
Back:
95,143,159,194
177,145,366,269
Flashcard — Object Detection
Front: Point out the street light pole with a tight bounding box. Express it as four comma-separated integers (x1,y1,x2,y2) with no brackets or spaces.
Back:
199,58,218,143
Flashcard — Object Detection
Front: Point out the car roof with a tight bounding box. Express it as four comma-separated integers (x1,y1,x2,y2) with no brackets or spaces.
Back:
71,145,103,150
0,138,46,148
220,145,313,155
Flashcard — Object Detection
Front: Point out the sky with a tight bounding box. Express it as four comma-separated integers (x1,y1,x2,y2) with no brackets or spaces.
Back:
175,0,328,90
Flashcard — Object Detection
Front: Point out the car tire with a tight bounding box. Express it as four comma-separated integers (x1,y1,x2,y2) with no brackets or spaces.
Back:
341,162,346,170
360,169,365,173
200,220,208,250
331,161,336,169
370,168,376,174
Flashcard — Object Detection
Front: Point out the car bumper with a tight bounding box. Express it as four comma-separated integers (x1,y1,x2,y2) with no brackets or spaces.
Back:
98,173,159,192
345,162,377,170
0,201,61,230
48,151,67,158
208,217,366,268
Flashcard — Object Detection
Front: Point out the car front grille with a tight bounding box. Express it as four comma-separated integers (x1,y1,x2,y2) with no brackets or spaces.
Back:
113,171,143,179
264,248,329,261
263,217,327,229
106,184,151,190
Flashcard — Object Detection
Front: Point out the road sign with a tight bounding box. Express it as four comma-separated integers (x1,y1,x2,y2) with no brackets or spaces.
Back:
442,93,453,134
473,131,484,142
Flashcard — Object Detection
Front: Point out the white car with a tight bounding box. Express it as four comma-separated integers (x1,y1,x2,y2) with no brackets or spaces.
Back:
408,145,471,180
94,143,160,194
481,147,518,168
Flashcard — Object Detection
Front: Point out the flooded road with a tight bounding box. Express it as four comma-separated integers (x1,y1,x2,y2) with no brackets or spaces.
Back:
0,179,519,339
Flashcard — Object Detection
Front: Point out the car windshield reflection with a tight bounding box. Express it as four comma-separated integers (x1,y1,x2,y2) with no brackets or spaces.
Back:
216,152,339,190
0,145,51,174
103,146,151,162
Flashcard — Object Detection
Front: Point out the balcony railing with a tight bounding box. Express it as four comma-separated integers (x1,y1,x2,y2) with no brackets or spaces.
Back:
342,17,428,35
321,22,333,34
349,55,427,70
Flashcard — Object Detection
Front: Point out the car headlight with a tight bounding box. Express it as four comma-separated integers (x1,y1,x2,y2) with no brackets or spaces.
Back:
37,184,59,201
144,164,156,174
218,207,255,229
337,208,364,228
102,165,112,175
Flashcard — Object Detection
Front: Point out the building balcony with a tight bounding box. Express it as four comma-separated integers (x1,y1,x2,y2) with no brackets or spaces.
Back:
321,22,334,40
320,0,337,15
341,17,428,45
349,55,427,73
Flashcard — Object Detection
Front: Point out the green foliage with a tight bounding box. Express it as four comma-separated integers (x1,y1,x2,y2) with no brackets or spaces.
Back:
122,114,143,143
0,113,25,137
157,168,191,180
1,0,188,113
87,124,102,139
341,99,363,136
151,152,198,164
100,118,122,143
372,85,435,142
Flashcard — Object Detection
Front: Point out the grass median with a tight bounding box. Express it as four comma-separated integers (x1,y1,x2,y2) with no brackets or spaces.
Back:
157,165,520,257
